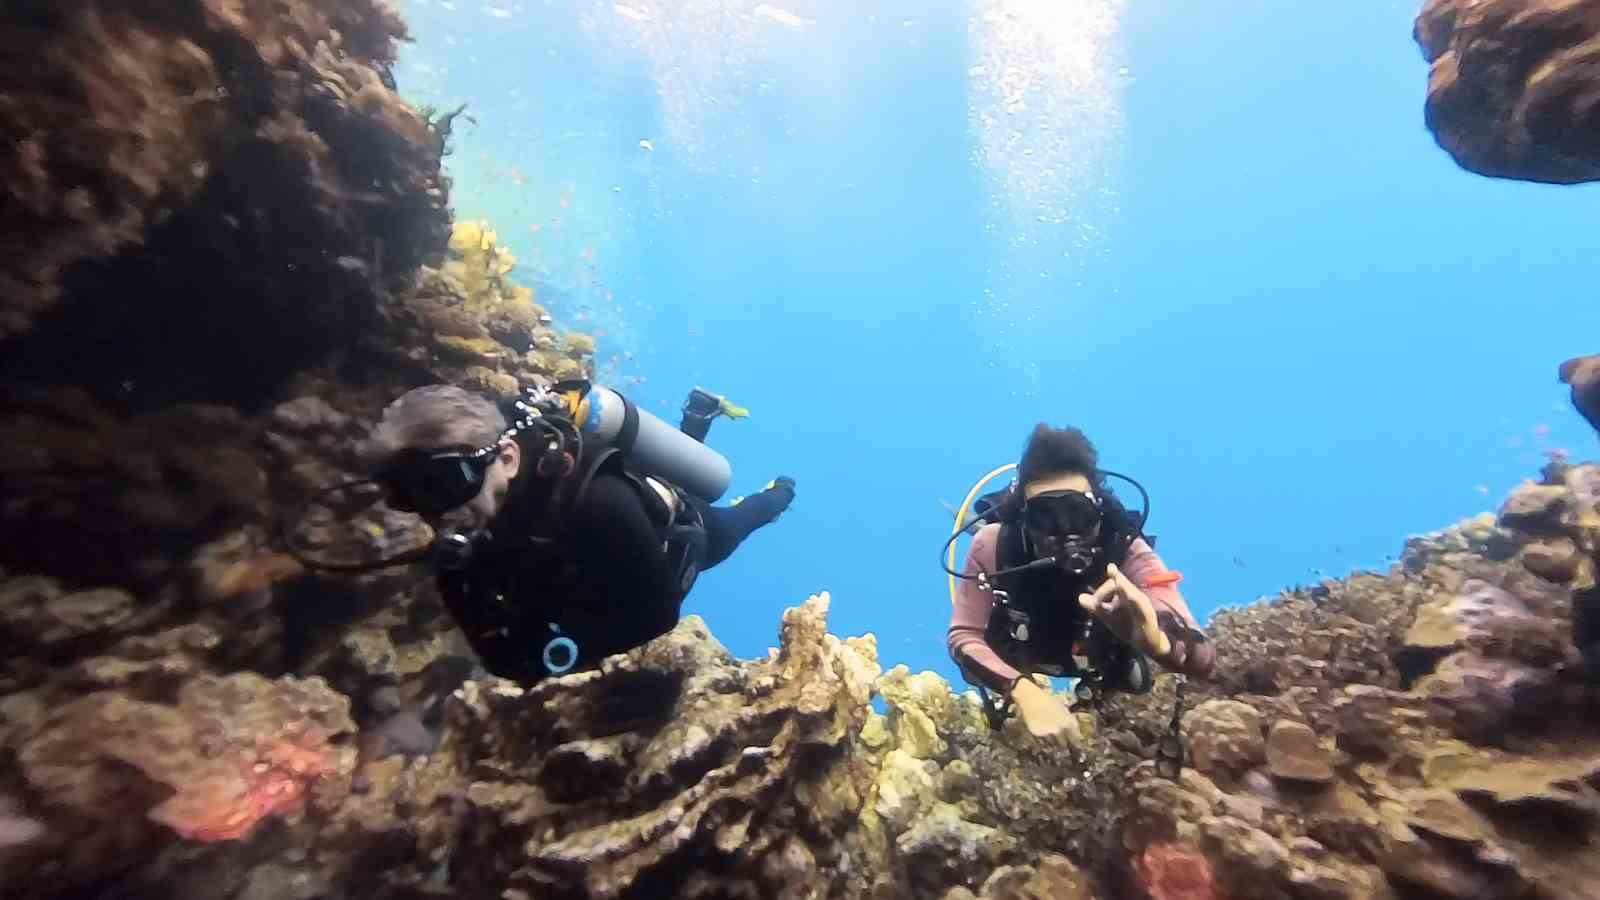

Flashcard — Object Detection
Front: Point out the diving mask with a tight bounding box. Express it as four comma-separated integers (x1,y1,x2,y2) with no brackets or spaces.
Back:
1022,490,1103,575
374,443,504,518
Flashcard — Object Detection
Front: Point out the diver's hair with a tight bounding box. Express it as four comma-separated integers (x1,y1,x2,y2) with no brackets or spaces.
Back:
1017,423,1101,486
366,384,506,460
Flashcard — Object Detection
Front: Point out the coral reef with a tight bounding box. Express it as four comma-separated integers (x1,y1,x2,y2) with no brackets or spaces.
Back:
1561,354,1600,438
5,460,1598,899
0,0,449,408
376,220,596,400
7,1,1600,897
1414,0,1600,183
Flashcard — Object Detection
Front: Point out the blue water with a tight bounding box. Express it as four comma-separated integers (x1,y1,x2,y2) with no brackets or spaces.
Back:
391,0,1600,687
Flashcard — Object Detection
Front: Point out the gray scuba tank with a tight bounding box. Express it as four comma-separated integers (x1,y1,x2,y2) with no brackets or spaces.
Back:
579,384,732,502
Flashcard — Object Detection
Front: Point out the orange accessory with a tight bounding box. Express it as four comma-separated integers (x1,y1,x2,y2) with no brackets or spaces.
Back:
1143,570,1183,588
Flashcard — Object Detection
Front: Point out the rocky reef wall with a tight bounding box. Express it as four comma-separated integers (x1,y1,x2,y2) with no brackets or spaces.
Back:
1415,0,1600,183
4,460,1599,900
1,1,1599,898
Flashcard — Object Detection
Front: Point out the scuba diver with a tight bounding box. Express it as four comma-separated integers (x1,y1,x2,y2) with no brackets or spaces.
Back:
285,380,795,684
943,424,1213,746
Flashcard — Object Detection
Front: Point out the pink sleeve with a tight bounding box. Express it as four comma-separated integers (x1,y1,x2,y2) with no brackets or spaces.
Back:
1120,538,1215,677
947,524,1024,693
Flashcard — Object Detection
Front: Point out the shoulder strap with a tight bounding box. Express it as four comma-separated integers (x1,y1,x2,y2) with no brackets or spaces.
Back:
571,445,625,513
995,521,1026,574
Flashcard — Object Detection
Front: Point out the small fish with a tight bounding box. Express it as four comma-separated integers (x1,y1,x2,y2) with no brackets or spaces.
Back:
614,3,650,22
1474,485,1490,495
558,196,570,210
530,223,541,232
1533,424,1551,438
639,139,654,151
483,5,511,18
1232,556,1246,568
581,247,596,263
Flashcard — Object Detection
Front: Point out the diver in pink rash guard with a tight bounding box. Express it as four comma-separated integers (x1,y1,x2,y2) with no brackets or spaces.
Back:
945,424,1213,745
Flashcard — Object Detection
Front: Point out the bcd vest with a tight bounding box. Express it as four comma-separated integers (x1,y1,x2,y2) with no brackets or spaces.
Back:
435,440,705,683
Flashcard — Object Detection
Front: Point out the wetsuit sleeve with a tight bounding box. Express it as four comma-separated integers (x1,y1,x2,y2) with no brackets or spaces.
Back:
568,474,682,650
947,524,1025,694
1122,538,1215,677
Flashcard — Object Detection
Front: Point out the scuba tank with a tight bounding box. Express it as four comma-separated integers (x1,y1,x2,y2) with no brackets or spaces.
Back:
574,383,732,502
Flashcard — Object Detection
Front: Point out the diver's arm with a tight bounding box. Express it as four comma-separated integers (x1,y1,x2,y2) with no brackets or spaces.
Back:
569,474,683,648
948,524,1027,694
1121,538,1215,677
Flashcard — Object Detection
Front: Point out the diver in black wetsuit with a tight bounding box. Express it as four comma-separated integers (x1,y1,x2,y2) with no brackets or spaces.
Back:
287,382,794,684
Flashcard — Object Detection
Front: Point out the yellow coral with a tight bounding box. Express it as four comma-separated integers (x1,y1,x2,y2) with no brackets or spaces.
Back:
433,334,503,364
564,332,597,356
494,246,516,276
449,219,511,313
446,218,539,322
449,220,490,254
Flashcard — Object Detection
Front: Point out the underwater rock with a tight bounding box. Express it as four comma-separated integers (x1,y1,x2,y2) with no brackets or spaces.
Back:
1,672,354,896
1183,700,1264,775
1399,578,1533,684
1264,719,1335,784
0,0,452,410
0,386,274,586
2,394,1600,900
968,854,1095,900
1560,354,1600,437
1521,537,1582,584
1415,0,1600,184
404,597,882,899
1499,483,1570,535
1133,841,1217,900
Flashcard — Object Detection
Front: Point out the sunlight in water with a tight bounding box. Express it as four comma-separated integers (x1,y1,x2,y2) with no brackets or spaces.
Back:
589,1,817,167
966,0,1127,393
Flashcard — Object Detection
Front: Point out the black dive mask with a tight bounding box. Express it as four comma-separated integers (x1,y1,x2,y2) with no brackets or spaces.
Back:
1022,490,1103,576
280,396,586,575
374,444,502,518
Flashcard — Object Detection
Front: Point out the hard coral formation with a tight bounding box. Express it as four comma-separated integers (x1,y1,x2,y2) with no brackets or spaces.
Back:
6,672,352,893
1560,354,1600,438
1415,0,1600,183
3,454,1600,898
6,0,1600,896
0,0,450,408
377,217,597,400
